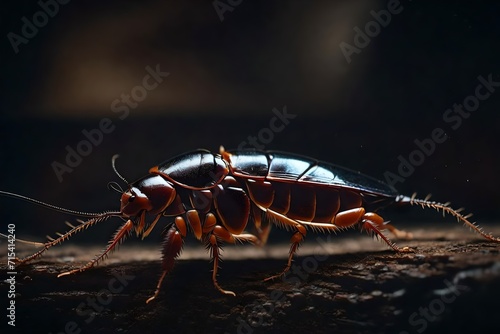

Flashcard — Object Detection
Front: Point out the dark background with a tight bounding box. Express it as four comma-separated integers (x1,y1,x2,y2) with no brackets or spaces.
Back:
1,0,499,244
2,2,500,334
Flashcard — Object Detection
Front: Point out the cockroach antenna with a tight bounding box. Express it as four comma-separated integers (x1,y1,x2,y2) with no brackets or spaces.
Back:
396,193,500,243
0,190,104,218
111,154,129,185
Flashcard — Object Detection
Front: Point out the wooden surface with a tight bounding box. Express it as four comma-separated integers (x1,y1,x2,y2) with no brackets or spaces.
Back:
2,223,500,334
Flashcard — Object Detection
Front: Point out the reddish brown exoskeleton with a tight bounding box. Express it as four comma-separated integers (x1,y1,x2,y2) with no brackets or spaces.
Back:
1,147,499,303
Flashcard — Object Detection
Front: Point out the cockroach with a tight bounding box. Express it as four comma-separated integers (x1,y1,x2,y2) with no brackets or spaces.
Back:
1,147,499,303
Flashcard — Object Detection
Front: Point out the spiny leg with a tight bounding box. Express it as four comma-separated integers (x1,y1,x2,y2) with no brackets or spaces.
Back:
211,225,258,245
58,219,134,277
208,233,235,296
250,204,272,246
146,220,185,303
364,212,413,240
207,226,258,296
264,227,306,282
306,208,406,252
263,209,307,282
141,213,162,240
361,212,402,252
264,207,375,281
383,223,413,240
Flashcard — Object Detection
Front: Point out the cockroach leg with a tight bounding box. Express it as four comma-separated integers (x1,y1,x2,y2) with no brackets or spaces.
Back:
383,223,413,240
250,205,272,246
363,212,414,240
208,234,236,296
204,226,258,296
146,270,168,304
361,213,401,252
147,221,185,303
263,229,305,282
141,214,162,240
212,225,258,244
58,219,134,277
263,210,307,281
134,211,147,237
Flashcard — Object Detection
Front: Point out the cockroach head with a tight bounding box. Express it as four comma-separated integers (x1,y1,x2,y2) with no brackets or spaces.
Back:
120,186,152,217
120,175,177,217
